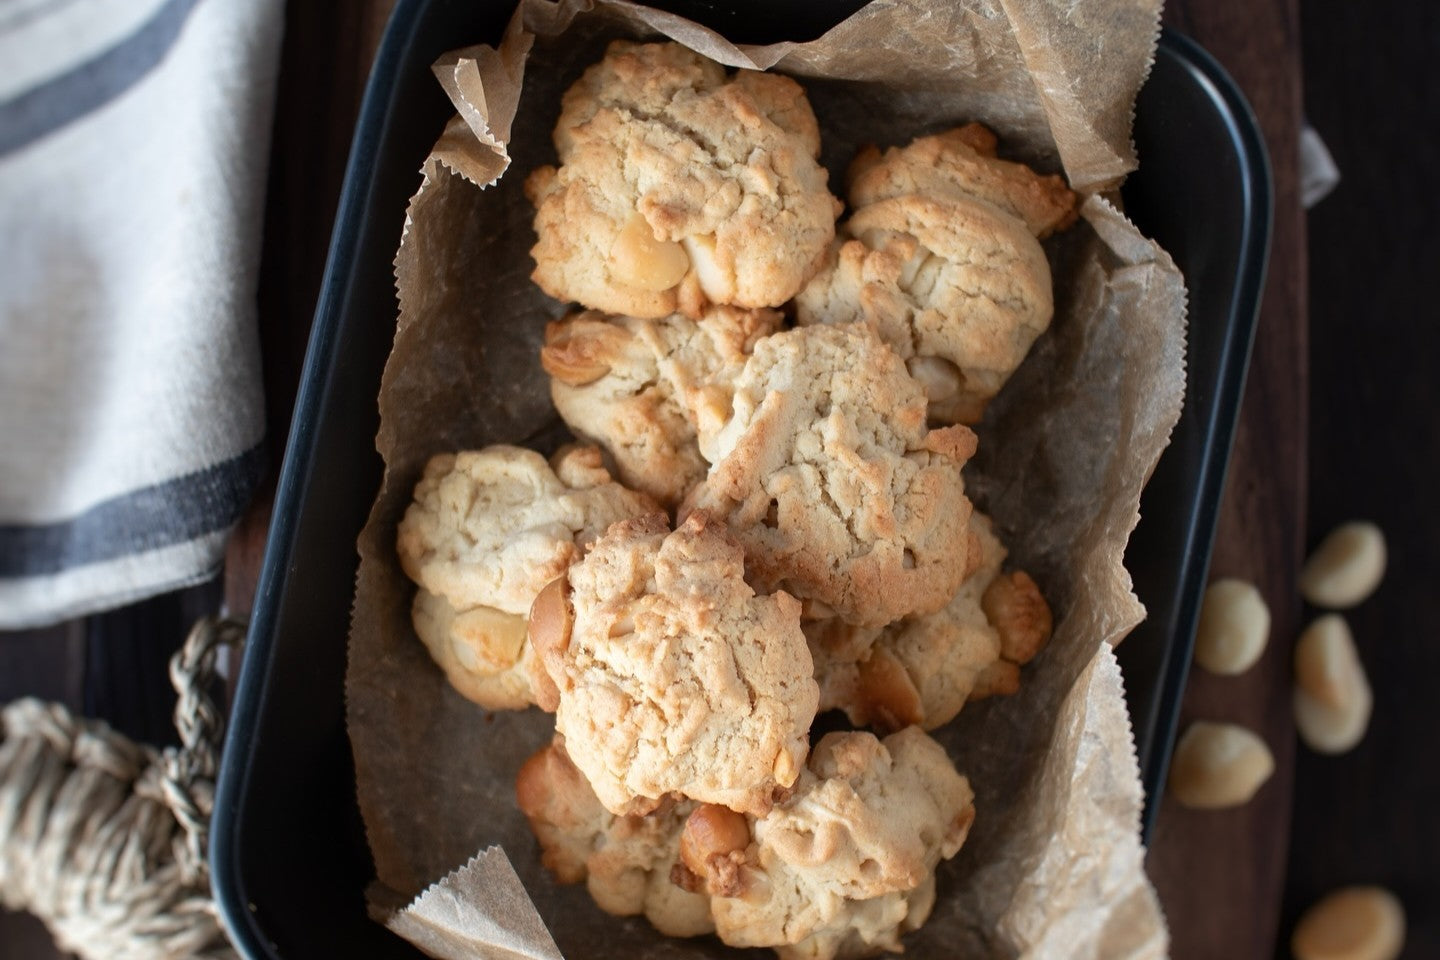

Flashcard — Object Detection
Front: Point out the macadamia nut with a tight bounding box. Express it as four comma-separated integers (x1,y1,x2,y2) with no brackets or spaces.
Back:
1300,522,1386,609
1194,578,1270,675
1168,721,1274,809
1293,615,1372,754
1292,886,1405,960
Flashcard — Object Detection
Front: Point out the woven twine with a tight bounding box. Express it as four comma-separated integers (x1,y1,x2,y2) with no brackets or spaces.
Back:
0,616,244,960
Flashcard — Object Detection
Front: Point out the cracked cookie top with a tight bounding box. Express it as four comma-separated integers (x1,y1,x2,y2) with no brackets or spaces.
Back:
515,738,713,939
678,728,975,960
535,512,817,818
396,445,657,709
684,324,978,627
847,123,1077,239
541,305,782,507
813,511,1053,732
526,41,839,319
794,193,1054,425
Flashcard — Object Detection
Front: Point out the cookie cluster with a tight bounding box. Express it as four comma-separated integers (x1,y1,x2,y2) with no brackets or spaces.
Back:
395,39,1075,960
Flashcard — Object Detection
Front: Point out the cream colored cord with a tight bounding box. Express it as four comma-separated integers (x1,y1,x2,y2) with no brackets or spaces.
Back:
0,616,244,959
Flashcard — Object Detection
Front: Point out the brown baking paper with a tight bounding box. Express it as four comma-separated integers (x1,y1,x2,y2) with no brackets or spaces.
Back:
347,0,1183,957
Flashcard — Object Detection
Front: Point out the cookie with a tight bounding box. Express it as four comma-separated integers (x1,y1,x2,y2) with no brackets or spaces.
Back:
515,738,713,938
396,445,657,709
814,512,1053,732
677,728,975,960
794,193,1054,425
684,324,978,627
532,512,818,817
527,41,839,319
847,123,1078,239
541,305,782,507
410,587,541,711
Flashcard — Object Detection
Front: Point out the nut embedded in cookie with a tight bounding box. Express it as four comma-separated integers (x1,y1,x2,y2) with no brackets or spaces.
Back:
812,511,1054,732
681,728,976,960
541,306,782,507
515,738,714,938
685,324,979,628
794,192,1055,425
527,41,840,319
537,511,818,817
396,444,658,710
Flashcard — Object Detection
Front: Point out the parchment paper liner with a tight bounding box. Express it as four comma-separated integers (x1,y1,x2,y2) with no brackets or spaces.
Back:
347,1,1184,956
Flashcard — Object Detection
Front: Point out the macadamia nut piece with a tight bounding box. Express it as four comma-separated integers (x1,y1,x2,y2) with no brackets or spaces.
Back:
1168,721,1274,809
1194,578,1270,675
1292,886,1405,960
1293,615,1373,754
1300,521,1386,609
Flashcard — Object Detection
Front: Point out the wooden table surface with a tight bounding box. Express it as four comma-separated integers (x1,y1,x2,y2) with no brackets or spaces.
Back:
7,1,1438,957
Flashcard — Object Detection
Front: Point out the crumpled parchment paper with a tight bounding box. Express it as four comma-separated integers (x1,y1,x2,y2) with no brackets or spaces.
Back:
347,1,1184,957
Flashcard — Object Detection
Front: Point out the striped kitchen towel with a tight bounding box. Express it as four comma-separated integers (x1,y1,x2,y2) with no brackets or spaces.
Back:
0,0,284,628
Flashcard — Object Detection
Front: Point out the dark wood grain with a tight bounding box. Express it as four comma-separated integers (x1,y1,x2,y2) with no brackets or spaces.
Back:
223,0,399,605
1145,0,1308,957
1279,3,1440,957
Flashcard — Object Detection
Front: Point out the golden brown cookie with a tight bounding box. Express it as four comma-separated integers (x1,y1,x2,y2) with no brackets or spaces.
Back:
847,123,1077,239
684,324,978,627
541,305,782,507
794,193,1054,425
527,41,839,319
534,512,817,817
678,728,975,960
813,512,1053,732
515,738,713,938
396,445,657,709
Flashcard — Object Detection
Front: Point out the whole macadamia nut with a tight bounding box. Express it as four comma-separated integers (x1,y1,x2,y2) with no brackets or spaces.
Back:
1293,615,1373,754
1168,721,1274,809
1194,578,1270,675
1300,522,1386,609
1292,886,1405,960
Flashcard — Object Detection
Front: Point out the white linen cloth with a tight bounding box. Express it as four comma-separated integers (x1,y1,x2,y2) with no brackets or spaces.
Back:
0,0,284,627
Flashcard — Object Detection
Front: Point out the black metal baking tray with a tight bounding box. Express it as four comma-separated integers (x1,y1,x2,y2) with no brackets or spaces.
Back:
211,2,1271,954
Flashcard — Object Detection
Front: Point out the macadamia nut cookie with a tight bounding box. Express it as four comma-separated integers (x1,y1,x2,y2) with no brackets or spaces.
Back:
396,445,657,709
813,512,1052,731
515,738,713,938
534,512,818,817
846,123,1077,239
678,728,975,960
685,324,979,628
794,193,1054,425
527,41,839,318
541,305,782,506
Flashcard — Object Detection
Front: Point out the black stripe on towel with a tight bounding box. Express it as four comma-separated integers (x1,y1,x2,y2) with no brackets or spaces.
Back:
0,443,266,577
0,0,206,158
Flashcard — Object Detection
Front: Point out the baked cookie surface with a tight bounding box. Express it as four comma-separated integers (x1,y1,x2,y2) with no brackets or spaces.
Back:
515,738,713,938
535,512,817,817
814,512,1053,732
679,728,975,960
541,305,781,507
527,41,839,318
396,445,656,709
795,193,1054,425
847,123,1077,239
685,324,978,627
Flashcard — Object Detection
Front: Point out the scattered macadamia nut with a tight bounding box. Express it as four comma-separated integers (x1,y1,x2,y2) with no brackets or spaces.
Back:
1293,615,1373,754
1194,578,1270,675
1292,886,1405,960
1300,522,1386,609
1168,721,1275,809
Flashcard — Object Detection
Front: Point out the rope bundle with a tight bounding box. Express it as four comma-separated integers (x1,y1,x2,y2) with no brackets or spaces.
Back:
0,617,243,959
